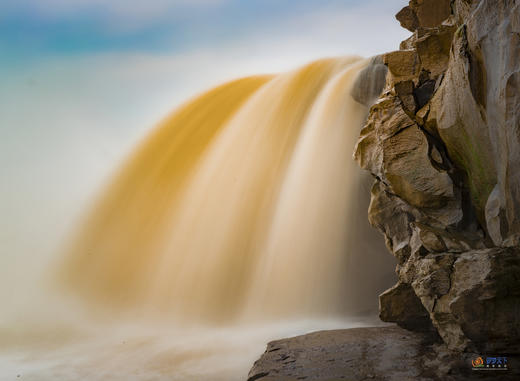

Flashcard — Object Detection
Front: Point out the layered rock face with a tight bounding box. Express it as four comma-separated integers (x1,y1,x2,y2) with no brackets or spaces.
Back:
355,0,520,354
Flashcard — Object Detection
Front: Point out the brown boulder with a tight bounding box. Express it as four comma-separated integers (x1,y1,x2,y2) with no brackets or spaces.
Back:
384,49,420,81
382,125,457,210
396,6,419,32
396,0,452,32
415,26,456,77
410,248,520,353
379,282,433,332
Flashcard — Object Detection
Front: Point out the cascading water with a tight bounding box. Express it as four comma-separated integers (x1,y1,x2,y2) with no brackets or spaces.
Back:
1,57,395,380
60,56,392,321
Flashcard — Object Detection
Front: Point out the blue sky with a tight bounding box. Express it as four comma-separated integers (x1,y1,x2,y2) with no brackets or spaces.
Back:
0,0,410,300
1,0,406,62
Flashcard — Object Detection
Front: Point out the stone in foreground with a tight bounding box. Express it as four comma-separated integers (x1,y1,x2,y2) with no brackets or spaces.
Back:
248,326,520,381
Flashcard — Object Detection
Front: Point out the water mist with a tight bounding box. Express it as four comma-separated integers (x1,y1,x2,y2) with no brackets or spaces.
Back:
1,57,395,380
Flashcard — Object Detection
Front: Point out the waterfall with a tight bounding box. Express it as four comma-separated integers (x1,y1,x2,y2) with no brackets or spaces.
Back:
0,56,396,381
59,56,394,324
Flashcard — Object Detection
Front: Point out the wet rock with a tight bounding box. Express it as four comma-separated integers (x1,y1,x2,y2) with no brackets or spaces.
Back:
249,326,520,381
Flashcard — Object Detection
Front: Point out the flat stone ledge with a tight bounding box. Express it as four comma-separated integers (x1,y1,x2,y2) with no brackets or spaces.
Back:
248,325,519,381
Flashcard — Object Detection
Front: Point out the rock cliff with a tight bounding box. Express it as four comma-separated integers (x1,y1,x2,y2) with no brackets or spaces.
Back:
354,0,520,354
249,1,520,379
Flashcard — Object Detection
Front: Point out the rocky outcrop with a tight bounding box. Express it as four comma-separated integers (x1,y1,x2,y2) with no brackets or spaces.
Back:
248,1,520,379
248,326,520,381
396,0,452,32
354,0,520,355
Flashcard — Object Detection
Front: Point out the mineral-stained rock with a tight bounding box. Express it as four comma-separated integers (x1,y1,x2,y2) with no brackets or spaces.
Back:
429,0,520,244
426,33,496,226
485,184,503,246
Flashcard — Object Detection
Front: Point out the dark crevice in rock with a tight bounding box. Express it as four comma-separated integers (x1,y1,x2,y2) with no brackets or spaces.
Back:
455,171,490,242
416,117,488,242
423,130,452,172
414,79,437,109
247,372,270,381
468,46,487,110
